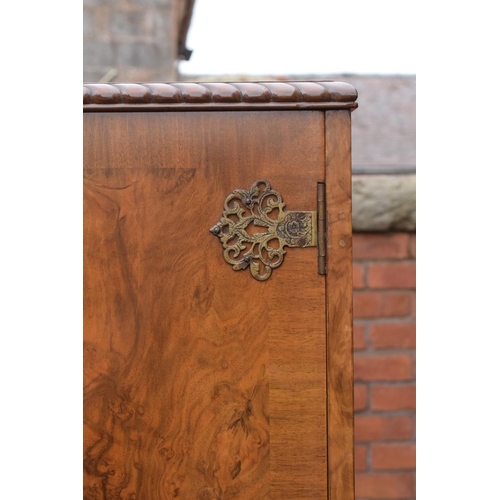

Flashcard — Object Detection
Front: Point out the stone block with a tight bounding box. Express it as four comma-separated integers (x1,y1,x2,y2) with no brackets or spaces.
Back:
83,69,110,83
145,8,175,42
129,0,171,6
83,41,116,68
109,10,146,37
83,8,95,37
352,174,416,231
83,0,118,6
116,42,173,68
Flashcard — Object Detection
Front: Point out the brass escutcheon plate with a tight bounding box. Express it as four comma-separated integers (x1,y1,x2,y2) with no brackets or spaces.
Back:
210,179,317,281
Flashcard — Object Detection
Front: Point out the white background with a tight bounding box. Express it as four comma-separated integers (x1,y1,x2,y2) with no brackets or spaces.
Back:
180,0,417,76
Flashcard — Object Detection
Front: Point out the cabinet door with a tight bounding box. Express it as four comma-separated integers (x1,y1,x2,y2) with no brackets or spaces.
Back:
83,109,352,499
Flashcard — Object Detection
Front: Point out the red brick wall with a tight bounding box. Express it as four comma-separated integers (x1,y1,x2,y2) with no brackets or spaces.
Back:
352,232,416,500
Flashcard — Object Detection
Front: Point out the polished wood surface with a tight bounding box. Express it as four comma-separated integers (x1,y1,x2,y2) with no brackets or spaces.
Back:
83,81,358,112
325,110,355,500
84,111,329,499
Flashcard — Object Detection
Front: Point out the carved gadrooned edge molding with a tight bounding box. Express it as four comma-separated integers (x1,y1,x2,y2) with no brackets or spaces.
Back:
83,81,358,111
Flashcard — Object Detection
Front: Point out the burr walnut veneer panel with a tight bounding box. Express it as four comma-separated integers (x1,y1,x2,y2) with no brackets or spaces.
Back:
84,111,330,499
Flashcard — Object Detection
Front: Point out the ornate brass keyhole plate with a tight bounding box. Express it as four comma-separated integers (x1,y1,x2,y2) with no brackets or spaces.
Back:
210,179,317,281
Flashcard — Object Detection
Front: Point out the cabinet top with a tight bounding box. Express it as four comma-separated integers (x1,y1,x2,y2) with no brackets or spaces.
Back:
83,81,358,112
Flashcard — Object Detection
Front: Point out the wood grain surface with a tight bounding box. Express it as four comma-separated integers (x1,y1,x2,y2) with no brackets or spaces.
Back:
325,110,355,500
83,111,329,499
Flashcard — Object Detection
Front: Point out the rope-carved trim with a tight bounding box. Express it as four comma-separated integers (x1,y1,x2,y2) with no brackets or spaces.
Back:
83,81,358,111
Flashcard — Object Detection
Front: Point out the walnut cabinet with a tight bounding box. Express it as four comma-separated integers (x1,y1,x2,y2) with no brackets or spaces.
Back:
83,81,358,500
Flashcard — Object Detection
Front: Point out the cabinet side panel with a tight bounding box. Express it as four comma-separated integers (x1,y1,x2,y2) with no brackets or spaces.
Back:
325,110,355,500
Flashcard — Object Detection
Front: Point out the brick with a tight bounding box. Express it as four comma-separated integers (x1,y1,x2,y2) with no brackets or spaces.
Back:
353,324,366,350
354,355,413,381
355,472,415,499
353,262,365,289
354,384,368,412
409,233,416,258
367,262,416,289
355,416,413,442
370,322,416,349
372,385,416,411
355,444,368,471
354,292,411,318
372,444,416,470
411,292,416,319
353,233,409,260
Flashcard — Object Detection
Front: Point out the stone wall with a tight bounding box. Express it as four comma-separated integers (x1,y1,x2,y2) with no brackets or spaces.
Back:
83,0,193,82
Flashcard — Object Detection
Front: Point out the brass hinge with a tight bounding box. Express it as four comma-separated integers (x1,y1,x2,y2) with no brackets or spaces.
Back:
317,182,327,276
210,179,327,281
